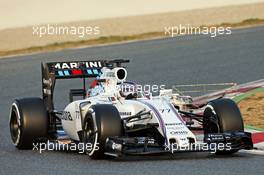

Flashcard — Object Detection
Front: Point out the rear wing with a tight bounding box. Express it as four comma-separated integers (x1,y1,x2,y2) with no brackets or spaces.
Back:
41,59,129,112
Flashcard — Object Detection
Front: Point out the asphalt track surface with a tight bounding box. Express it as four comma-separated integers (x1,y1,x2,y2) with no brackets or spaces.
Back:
0,26,264,175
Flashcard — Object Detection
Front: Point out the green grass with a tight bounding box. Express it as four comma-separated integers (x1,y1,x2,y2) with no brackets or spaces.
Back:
233,87,264,103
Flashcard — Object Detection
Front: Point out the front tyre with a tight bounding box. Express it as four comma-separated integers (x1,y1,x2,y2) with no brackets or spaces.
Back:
203,98,244,154
83,104,123,159
9,98,48,149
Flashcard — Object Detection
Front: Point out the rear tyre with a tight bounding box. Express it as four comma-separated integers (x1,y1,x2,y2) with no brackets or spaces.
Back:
203,98,244,154
9,98,48,149
83,104,123,159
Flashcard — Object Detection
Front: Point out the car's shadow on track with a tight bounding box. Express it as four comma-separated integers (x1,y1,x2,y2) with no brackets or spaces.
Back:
110,152,249,162
8,147,251,163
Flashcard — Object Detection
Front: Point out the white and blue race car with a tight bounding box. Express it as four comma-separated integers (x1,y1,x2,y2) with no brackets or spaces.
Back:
9,59,253,159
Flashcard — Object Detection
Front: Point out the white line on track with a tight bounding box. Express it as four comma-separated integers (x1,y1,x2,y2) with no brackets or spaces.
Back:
239,149,264,155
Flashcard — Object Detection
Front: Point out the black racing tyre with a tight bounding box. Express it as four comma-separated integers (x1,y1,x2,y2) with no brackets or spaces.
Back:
203,98,244,154
83,104,123,159
9,98,48,149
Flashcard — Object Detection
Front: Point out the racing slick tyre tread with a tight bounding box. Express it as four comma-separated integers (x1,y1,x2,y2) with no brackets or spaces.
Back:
204,98,244,155
83,104,123,159
9,98,48,149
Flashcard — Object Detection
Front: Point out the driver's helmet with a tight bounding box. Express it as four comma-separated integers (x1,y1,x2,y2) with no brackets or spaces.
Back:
90,79,98,88
87,79,104,97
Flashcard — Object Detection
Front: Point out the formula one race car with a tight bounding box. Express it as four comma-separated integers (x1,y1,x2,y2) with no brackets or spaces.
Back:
9,59,253,159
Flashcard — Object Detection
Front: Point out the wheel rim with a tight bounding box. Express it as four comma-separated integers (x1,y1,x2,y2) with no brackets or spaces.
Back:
10,109,20,144
204,105,220,134
84,116,98,155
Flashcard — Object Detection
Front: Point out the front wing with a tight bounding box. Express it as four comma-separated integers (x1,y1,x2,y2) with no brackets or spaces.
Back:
104,131,253,157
